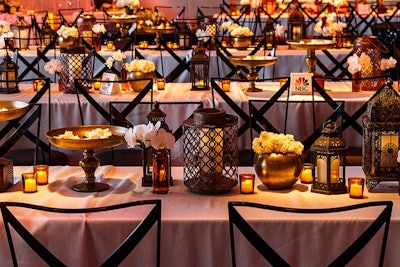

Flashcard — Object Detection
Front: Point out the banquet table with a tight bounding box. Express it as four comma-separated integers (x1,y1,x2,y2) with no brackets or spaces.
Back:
0,165,399,267
1,80,384,165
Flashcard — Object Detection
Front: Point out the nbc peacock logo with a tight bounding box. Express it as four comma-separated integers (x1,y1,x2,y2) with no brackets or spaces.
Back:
295,77,310,87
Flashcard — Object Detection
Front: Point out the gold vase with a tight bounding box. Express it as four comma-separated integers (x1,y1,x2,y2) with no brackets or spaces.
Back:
232,37,252,49
127,71,155,92
254,153,304,190
58,36,76,49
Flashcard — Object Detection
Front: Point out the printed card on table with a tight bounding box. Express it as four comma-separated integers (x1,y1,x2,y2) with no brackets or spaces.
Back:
290,73,313,95
99,73,121,96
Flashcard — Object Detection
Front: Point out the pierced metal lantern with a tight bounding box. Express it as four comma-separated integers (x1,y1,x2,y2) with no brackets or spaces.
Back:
264,18,276,50
310,120,347,194
183,108,238,194
0,53,19,94
11,16,31,50
190,45,209,90
77,14,96,46
362,79,400,191
287,6,306,40
142,102,173,187
59,46,92,93
42,23,56,47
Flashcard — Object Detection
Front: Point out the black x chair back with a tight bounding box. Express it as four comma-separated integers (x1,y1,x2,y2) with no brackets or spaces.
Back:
155,6,186,24
228,201,392,267
1,200,161,267
58,8,84,28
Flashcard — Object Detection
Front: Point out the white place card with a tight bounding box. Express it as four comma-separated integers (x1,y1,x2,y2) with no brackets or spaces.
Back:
99,72,121,96
290,72,313,95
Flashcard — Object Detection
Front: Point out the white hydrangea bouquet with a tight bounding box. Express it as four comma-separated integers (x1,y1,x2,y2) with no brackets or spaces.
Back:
105,50,127,68
92,23,107,34
117,0,140,9
220,22,254,38
125,121,175,150
252,131,304,155
347,52,397,74
195,29,212,42
124,59,155,73
314,15,346,37
44,59,62,75
56,25,79,39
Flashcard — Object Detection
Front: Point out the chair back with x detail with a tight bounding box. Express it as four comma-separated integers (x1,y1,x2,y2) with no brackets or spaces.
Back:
228,201,393,267
1,200,161,267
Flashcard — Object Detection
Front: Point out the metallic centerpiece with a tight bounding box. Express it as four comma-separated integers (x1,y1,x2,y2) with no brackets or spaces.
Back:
0,101,29,121
46,125,127,192
228,55,278,92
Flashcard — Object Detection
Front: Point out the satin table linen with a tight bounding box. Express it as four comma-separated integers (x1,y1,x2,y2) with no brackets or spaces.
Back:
0,166,399,267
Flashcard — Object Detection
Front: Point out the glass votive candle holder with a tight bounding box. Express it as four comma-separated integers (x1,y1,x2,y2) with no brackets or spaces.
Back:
300,163,314,184
93,78,101,90
166,41,173,49
157,78,166,90
34,165,49,185
222,80,230,92
22,172,37,193
33,79,44,91
348,177,365,199
106,40,114,49
240,173,255,194
172,42,179,50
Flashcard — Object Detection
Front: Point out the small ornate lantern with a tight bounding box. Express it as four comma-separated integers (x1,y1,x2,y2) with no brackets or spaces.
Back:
183,108,238,194
362,79,400,191
0,52,19,94
310,120,347,194
11,16,31,50
41,23,56,47
77,13,96,46
287,4,306,40
263,18,276,50
142,102,173,187
190,45,210,90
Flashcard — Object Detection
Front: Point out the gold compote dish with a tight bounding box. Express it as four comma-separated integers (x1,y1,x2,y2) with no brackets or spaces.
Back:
228,55,278,92
143,26,176,49
46,125,127,192
0,101,29,121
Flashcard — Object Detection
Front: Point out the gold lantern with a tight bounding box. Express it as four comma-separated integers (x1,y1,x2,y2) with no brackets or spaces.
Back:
183,108,238,194
264,18,276,50
287,4,306,40
0,52,19,94
190,45,209,90
41,23,56,47
142,102,173,187
11,16,31,50
310,120,347,194
362,79,400,191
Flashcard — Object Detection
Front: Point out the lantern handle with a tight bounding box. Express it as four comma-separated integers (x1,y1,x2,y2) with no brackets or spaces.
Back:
322,120,337,133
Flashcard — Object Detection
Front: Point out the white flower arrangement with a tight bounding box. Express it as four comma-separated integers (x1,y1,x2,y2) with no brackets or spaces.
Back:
230,26,254,37
195,29,211,42
105,50,127,68
219,21,240,33
92,23,107,34
314,16,346,37
252,131,304,155
347,53,397,75
332,0,348,8
274,24,286,36
0,20,10,34
44,59,62,75
124,59,155,73
57,25,79,39
116,0,140,9
0,31,13,48
124,121,175,150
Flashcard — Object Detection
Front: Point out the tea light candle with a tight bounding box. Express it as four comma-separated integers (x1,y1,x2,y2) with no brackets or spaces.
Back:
172,42,179,50
197,80,205,88
22,173,37,193
33,80,44,91
107,40,114,49
34,165,49,185
157,78,166,90
221,40,227,47
93,78,101,90
240,173,255,194
349,177,365,199
166,41,173,49
222,80,230,92
300,163,314,184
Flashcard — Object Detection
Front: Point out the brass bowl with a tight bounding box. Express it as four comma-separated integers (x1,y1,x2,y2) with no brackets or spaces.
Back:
45,125,127,150
143,26,175,35
228,55,278,68
109,15,138,24
286,39,336,50
0,101,29,121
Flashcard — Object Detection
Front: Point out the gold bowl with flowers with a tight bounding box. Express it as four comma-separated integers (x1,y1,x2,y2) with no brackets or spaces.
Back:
286,39,336,51
127,71,155,92
0,101,29,121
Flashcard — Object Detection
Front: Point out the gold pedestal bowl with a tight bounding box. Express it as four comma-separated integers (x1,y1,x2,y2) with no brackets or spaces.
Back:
0,101,29,121
46,125,127,192
228,55,278,92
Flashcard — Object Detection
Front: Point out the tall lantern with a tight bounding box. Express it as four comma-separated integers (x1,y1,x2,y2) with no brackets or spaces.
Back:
310,120,347,194
142,102,173,187
264,18,276,50
287,5,306,40
183,108,238,194
190,45,209,90
0,52,19,94
362,79,400,191
42,23,56,47
11,16,31,50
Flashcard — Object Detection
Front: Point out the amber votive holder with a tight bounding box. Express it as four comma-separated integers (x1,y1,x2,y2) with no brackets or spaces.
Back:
22,172,37,193
222,80,231,92
33,79,44,91
34,165,49,185
157,78,166,90
106,40,114,49
348,177,365,199
93,78,101,90
240,173,255,194
300,163,314,184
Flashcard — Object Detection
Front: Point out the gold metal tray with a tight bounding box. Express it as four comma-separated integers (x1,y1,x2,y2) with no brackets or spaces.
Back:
0,101,29,121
